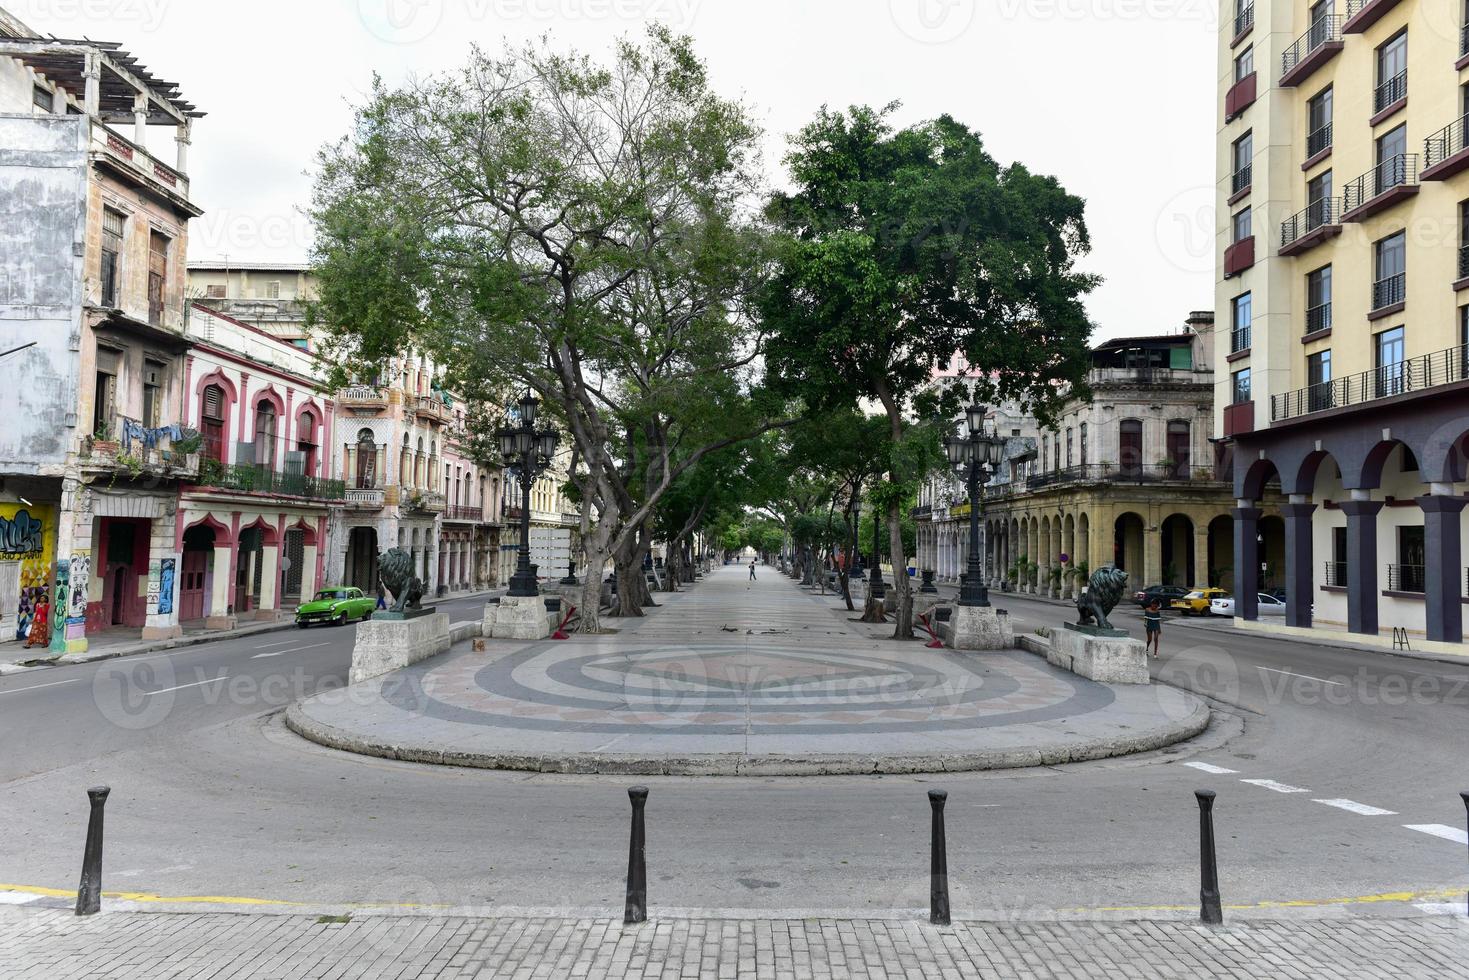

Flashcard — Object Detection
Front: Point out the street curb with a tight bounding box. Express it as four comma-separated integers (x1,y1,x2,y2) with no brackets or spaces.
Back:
1165,614,1469,667
283,690,1212,777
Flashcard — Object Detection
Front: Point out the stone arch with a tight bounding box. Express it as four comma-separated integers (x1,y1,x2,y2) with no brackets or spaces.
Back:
1239,457,1281,501
1160,513,1195,588
1113,511,1146,575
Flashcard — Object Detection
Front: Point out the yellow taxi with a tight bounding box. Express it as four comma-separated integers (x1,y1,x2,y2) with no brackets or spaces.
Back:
1170,587,1229,616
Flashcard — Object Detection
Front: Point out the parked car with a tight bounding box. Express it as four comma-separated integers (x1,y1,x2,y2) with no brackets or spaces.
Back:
1171,587,1229,615
1133,585,1191,608
295,587,376,628
1210,593,1286,617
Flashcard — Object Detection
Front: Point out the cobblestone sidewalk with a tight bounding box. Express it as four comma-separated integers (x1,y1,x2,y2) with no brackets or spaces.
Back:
6,908,1469,979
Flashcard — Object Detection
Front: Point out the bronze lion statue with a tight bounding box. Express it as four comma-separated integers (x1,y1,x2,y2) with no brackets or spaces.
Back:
377,547,424,613
1074,565,1129,631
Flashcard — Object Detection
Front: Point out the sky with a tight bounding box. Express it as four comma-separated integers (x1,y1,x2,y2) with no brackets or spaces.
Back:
12,0,1220,342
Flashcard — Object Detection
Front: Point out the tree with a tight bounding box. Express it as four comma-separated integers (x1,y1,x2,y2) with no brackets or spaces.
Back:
761,104,1098,638
308,28,783,631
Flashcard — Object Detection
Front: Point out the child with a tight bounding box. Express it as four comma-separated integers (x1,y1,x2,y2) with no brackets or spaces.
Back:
1144,599,1163,658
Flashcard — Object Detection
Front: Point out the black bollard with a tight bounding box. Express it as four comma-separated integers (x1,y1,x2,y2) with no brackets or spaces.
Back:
929,789,950,926
75,785,111,916
624,786,649,924
1195,789,1223,925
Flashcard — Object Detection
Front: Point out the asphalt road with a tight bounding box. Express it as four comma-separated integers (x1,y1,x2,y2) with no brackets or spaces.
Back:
2,573,1467,920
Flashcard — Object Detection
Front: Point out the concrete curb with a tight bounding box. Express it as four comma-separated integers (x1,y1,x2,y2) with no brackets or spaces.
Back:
283,691,1213,777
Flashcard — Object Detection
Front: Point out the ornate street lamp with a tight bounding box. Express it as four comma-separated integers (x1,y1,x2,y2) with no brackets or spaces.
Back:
497,391,560,598
868,499,886,600
944,404,1005,607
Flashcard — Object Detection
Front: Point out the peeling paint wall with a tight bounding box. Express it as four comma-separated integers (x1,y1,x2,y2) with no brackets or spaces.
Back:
0,112,87,472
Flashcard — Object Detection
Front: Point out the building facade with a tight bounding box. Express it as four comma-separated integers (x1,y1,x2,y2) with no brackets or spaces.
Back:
1216,0,1468,651
918,319,1257,598
0,12,203,650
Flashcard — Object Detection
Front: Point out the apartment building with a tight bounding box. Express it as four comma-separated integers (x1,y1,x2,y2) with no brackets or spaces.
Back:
0,9,203,650
1217,0,1469,651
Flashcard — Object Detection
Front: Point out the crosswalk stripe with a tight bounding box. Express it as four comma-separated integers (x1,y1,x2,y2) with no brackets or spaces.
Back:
1183,762,1238,775
1241,779,1310,794
1404,824,1469,845
1312,799,1396,816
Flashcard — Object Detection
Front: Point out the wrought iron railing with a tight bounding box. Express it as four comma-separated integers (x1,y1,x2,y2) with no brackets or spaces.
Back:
1025,463,1215,490
445,505,484,521
1305,302,1332,333
1324,560,1347,587
1374,70,1406,113
1234,0,1254,37
1281,198,1341,248
1371,273,1405,311
1387,564,1425,594
1281,16,1341,80
1424,114,1469,171
1342,154,1418,213
1271,343,1469,421
1230,327,1251,353
1231,165,1252,195
194,459,347,500
1459,244,1469,280
1306,123,1332,159
1463,22,1469,58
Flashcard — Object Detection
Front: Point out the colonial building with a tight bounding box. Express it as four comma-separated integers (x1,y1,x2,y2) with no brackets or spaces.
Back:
0,11,203,650
1216,0,1468,651
918,316,1259,598
176,304,345,626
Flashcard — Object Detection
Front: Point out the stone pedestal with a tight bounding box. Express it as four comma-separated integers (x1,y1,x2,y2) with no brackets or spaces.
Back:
1047,625,1149,685
349,612,451,684
946,604,1013,651
486,594,556,640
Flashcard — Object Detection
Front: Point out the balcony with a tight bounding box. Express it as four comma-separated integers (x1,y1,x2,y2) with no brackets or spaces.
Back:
1342,0,1403,34
1280,17,1343,88
1024,463,1220,491
1305,302,1333,336
193,459,347,500
1387,563,1425,594
1270,343,1469,422
1225,72,1257,122
1421,115,1469,181
1456,246,1469,291
1230,326,1252,356
339,386,388,412
85,417,201,480
1279,199,1342,256
344,488,385,509
1224,236,1255,278
1304,123,1333,168
1340,155,1419,223
1232,1,1254,43
1229,165,1252,201
414,395,453,424
1371,273,1405,314
444,504,484,522
1371,70,1407,124
404,489,446,513
1324,560,1348,588
92,124,193,204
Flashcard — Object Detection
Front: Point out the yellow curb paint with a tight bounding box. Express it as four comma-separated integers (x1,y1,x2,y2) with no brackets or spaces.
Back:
0,884,450,910
1071,887,1462,914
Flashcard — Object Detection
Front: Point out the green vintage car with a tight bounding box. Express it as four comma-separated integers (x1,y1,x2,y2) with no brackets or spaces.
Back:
295,587,376,627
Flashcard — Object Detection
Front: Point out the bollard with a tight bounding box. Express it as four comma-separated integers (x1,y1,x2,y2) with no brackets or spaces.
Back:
1195,789,1222,925
624,786,649,924
75,785,111,916
1461,791,1469,917
929,789,950,926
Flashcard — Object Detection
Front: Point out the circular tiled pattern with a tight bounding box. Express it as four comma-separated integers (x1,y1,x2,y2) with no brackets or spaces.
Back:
381,644,1112,736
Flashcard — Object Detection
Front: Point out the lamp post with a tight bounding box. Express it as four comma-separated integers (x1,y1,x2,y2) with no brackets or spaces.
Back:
944,403,1005,608
497,391,560,599
868,500,886,600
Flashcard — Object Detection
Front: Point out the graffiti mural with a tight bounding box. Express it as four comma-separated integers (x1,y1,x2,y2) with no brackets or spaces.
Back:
68,553,89,620
50,558,69,648
1,503,55,643
158,557,176,616
146,559,161,615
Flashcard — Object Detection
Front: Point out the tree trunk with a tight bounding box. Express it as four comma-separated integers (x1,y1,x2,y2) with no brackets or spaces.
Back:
888,495,913,640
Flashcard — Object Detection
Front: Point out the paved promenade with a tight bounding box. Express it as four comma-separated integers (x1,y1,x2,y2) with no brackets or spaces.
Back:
287,566,1206,774
7,905,1468,978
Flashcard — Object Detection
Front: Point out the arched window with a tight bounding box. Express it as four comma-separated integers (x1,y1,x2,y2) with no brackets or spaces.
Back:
415,436,425,488
400,433,410,487
253,401,276,468
1079,422,1088,467
356,428,376,489
1119,419,1143,476
201,383,226,462
1166,420,1190,478
296,410,318,476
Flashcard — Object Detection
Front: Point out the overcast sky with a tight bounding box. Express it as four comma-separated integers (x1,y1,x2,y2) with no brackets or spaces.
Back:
14,0,1219,341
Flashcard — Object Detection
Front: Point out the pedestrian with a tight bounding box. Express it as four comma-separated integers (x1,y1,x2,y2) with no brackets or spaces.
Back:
749,559,757,581
375,583,387,611
1144,599,1162,658
26,591,49,648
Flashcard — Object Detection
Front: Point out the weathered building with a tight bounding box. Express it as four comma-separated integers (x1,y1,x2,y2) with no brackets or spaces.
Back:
0,10,203,649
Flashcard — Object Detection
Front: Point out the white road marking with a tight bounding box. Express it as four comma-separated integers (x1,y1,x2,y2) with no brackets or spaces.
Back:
1414,903,1466,916
1312,799,1397,816
254,638,304,649
0,678,81,697
0,892,38,905
1183,762,1238,775
145,677,227,696
1255,666,1345,687
1404,824,1469,845
251,643,330,659
1241,779,1310,794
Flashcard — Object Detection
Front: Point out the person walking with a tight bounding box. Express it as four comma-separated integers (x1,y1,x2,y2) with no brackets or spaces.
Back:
749,559,757,581
375,583,387,611
1143,599,1163,658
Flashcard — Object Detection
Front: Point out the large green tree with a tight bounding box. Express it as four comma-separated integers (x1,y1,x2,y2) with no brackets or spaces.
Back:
761,104,1098,637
